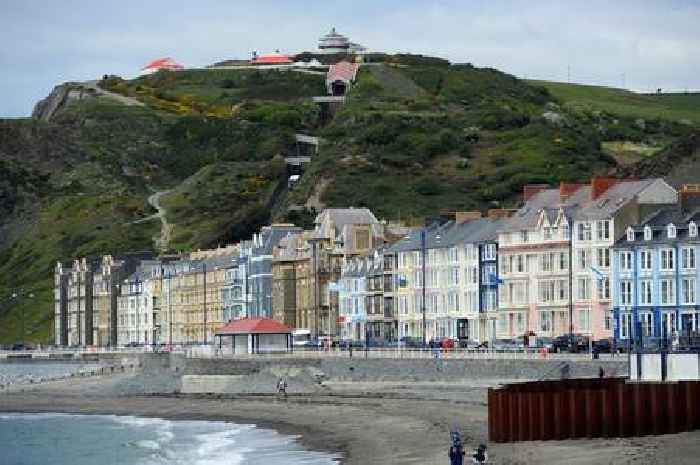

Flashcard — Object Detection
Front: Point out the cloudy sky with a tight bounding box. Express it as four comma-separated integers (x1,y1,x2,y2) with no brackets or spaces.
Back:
1,0,698,117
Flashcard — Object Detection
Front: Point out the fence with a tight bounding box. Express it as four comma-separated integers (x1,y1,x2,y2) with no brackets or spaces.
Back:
488,378,700,442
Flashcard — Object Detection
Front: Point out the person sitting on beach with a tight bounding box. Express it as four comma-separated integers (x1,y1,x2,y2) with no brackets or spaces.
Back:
471,444,488,464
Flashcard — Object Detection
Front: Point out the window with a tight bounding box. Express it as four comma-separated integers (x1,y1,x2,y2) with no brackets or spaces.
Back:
640,250,652,270
484,243,496,260
539,280,555,303
597,248,610,268
660,248,675,271
690,222,698,238
660,279,675,304
520,231,529,243
559,252,568,271
562,224,570,239
578,250,588,270
598,277,610,300
641,313,653,337
578,309,591,332
540,311,552,332
578,278,590,300
543,227,552,240
682,247,696,269
541,253,553,272
578,222,592,241
604,311,612,331
620,251,633,271
620,280,632,305
668,224,677,239
640,280,652,305
682,278,695,304
627,227,635,242
516,255,524,273
448,247,458,263
621,313,632,338
644,226,652,241
449,267,460,286
597,220,611,241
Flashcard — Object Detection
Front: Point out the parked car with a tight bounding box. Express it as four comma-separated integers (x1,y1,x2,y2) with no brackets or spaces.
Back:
593,338,614,354
534,337,554,352
400,336,425,348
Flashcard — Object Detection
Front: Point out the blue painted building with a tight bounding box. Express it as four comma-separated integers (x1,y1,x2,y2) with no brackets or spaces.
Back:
612,201,700,343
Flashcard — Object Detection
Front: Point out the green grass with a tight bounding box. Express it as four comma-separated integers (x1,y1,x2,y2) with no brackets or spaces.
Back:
160,161,285,252
530,80,700,126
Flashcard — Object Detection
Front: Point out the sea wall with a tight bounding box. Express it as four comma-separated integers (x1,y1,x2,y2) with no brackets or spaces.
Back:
163,354,629,394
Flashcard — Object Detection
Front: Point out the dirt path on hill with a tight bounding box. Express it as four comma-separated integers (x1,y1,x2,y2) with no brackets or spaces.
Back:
147,190,172,253
83,80,144,107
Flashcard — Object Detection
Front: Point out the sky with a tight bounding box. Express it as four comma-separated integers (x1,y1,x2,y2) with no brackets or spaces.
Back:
1,0,698,117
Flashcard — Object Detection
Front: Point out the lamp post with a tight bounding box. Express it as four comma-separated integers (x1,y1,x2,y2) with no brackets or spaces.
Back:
10,291,34,344
421,229,427,348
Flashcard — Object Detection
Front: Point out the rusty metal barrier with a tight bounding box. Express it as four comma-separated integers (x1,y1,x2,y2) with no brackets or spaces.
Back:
488,378,700,442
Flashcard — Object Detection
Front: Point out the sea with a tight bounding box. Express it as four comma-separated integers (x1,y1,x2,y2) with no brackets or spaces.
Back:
0,413,342,465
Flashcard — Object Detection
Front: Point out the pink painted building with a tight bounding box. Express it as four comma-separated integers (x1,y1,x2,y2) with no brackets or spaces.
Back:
497,178,677,342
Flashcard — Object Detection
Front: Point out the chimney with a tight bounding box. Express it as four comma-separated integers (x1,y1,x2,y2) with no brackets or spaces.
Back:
591,177,618,200
559,182,585,201
487,209,517,219
454,211,483,223
680,184,700,209
523,184,549,202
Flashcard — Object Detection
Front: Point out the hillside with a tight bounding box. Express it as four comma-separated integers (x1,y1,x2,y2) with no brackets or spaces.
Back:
0,55,698,344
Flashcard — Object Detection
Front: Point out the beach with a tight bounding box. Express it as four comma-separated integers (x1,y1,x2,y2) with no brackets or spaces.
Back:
3,369,700,465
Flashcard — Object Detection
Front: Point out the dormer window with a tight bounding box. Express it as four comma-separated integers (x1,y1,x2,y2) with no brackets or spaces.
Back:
667,223,677,239
627,227,635,242
690,222,698,238
644,226,652,241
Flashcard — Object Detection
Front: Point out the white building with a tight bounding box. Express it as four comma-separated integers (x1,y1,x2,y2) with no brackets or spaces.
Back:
117,262,161,346
390,217,502,343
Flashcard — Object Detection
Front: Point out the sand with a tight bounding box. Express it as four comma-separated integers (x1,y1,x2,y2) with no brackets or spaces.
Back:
1,374,699,464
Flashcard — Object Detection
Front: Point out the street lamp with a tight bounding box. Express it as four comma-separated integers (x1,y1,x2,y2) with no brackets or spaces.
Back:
10,291,34,344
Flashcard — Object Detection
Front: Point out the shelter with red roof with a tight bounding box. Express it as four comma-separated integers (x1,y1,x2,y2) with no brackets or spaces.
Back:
250,50,293,66
326,61,359,96
141,57,184,75
215,318,292,354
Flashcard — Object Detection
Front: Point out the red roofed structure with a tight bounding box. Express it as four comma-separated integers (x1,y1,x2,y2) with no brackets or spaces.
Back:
250,52,293,66
215,318,292,354
326,61,360,96
141,57,184,75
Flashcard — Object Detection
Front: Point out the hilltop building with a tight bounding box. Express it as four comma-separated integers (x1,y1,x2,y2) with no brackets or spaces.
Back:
318,28,366,54
140,57,184,75
250,51,293,65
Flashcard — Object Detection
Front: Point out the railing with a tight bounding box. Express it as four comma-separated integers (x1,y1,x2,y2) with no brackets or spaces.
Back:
185,347,623,361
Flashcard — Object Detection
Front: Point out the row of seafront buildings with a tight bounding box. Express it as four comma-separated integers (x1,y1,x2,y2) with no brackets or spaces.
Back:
54,179,700,348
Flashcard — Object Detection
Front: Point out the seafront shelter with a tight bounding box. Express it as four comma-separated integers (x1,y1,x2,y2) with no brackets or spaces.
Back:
215,318,293,354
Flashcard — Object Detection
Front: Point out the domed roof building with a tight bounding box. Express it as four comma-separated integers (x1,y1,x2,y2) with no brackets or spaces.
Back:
318,28,366,54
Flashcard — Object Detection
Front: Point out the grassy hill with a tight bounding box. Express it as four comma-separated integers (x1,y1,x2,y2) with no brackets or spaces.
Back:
0,56,698,344
530,80,700,125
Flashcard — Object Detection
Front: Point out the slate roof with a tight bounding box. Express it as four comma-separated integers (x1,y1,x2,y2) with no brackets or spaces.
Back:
501,179,670,232
614,204,700,247
387,218,503,253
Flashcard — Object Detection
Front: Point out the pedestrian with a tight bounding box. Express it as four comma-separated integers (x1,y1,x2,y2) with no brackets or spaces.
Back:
599,366,605,378
449,444,465,465
349,343,353,358
449,430,465,465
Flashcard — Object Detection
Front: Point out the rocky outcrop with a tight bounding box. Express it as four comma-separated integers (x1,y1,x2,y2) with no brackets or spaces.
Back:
31,83,93,121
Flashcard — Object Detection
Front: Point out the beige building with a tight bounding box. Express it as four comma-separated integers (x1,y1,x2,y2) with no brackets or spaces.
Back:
271,208,385,337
